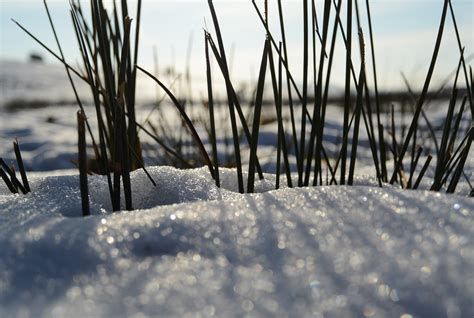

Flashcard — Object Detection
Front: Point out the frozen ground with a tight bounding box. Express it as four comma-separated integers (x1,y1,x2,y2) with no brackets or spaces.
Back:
0,167,473,318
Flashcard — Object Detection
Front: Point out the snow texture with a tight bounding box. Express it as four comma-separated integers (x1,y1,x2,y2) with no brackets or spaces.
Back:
0,166,473,318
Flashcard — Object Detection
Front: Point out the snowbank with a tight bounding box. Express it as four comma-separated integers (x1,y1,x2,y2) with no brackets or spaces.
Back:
0,166,472,317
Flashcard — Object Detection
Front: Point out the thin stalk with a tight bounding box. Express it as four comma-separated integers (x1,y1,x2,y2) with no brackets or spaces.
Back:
413,155,432,189
447,128,473,193
277,0,300,167
340,0,353,185
0,159,26,194
205,33,220,187
348,36,366,186
11,18,88,82
0,167,17,194
117,16,133,211
208,0,244,192
205,34,265,179
70,5,114,204
305,0,331,186
365,0,386,181
137,66,215,177
298,0,310,187
43,0,100,162
143,122,193,168
407,146,423,189
13,139,30,193
390,0,450,184
270,42,292,189
78,111,90,217
446,96,467,166
248,39,270,193
448,0,473,114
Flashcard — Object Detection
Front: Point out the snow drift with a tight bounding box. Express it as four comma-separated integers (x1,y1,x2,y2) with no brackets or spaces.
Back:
0,166,472,317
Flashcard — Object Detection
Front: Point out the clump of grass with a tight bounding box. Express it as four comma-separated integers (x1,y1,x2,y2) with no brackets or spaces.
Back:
186,0,471,194
13,0,473,207
0,140,30,195
14,0,158,212
132,0,472,195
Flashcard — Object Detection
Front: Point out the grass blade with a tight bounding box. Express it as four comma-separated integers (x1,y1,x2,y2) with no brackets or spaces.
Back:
277,0,300,169
13,139,30,193
0,167,17,194
0,159,27,194
348,32,366,186
208,0,244,192
365,0,387,181
413,155,433,189
205,32,220,187
78,111,90,217
248,39,270,193
390,0,450,184
137,65,215,177
447,128,473,193
340,0,353,185
298,0,309,187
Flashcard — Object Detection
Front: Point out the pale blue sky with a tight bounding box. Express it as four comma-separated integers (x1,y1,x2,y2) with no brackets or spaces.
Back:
1,0,473,90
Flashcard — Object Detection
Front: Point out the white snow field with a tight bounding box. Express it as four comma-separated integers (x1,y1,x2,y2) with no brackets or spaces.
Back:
0,166,473,318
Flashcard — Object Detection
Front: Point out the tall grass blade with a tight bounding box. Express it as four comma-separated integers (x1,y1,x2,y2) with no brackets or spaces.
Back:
208,0,244,192
70,3,114,204
128,0,143,170
11,18,87,82
298,0,309,187
0,167,17,194
446,96,467,166
348,32,366,186
407,146,423,189
448,0,473,113
268,42,293,189
390,0,450,184
13,139,30,193
137,66,215,177
305,0,331,186
205,34,265,179
432,88,458,190
8,166,20,194
340,0,353,185
0,159,27,194
43,0,100,162
117,16,133,211
447,128,473,193
365,0,387,181
277,0,300,168
78,111,90,217
248,39,270,193
413,155,432,190
205,33,220,187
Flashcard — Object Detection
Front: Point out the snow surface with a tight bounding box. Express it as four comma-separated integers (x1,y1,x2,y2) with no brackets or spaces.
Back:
1,60,473,317
0,166,473,318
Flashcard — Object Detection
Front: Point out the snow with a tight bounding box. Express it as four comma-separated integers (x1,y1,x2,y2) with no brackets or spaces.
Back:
1,60,473,317
0,166,473,317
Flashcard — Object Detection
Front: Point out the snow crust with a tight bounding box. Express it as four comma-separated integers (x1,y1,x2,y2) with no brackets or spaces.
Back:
0,166,473,317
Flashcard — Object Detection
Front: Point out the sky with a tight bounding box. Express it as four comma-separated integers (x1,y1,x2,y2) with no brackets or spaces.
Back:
0,0,473,93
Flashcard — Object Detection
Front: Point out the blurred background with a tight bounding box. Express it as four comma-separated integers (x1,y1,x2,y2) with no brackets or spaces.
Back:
1,0,473,106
